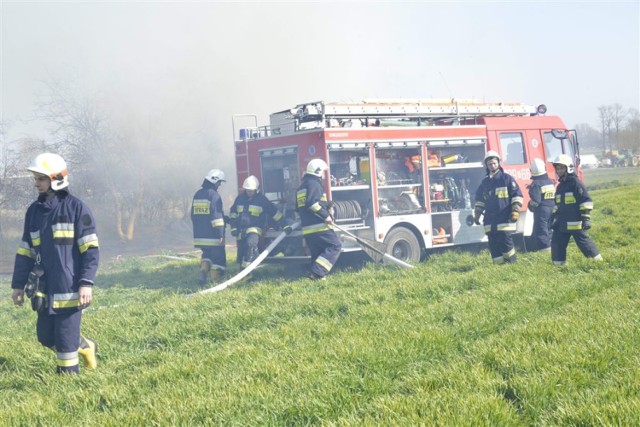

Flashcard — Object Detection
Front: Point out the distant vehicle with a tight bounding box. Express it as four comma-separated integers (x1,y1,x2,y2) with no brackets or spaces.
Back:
233,99,584,263
601,149,640,167
580,154,599,168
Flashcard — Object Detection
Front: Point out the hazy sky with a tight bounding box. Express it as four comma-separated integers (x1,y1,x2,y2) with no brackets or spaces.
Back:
1,1,639,178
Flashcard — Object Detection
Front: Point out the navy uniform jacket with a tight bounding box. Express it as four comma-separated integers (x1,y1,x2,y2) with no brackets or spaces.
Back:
228,191,283,236
553,174,593,232
474,169,523,233
528,174,555,211
11,190,100,314
191,180,225,248
296,174,331,235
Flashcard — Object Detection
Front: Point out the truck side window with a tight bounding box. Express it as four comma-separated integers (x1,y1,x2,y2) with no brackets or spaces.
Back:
499,132,526,165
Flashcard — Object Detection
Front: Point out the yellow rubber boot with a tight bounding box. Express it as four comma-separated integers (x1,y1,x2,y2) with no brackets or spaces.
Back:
78,336,98,369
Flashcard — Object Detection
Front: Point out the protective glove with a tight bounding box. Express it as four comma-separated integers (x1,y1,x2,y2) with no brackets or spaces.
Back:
473,213,482,225
283,224,293,235
230,228,238,237
509,211,520,223
582,220,591,231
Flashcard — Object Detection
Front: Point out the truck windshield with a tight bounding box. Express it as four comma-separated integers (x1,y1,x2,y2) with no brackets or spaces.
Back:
543,130,575,162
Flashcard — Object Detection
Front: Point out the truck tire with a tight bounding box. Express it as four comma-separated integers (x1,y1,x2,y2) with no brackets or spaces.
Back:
383,227,421,263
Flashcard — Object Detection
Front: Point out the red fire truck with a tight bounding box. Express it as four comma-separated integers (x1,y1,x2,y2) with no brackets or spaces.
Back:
233,99,582,263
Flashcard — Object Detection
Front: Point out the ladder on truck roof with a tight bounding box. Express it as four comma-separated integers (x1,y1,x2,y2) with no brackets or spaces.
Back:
292,99,541,122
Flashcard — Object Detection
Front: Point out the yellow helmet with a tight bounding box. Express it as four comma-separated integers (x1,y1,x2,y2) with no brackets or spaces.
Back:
27,153,69,190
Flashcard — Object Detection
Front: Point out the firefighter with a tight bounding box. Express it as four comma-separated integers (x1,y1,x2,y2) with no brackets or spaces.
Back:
191,169,227,285
549,155,603,265
11,153,99,374
296,159,342,280
228,175,290,268
474,151,523,264
527,158,555,251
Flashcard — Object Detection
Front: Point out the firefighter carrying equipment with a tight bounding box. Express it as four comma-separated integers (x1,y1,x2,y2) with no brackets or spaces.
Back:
205,169,226,185
243,175,260,191
306,158,329,177
78,336,98,369
27,152,69,191
552,154,575,174
530,158,546,177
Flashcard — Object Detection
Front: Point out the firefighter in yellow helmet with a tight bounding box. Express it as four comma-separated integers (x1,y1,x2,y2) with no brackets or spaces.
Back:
228,175,289,268
549,154,602,264
11,153,99,374
473,151,523,264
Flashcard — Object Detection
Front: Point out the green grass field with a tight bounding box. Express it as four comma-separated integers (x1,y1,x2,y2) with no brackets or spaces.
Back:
1,171,639,425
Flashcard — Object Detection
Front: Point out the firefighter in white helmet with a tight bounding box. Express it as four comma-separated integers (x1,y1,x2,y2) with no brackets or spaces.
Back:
295,159,342,280
11,153,99,374
228,175,290,268
473,151,523,264
549,154,602,264
526,158,555,251
191,168,227,285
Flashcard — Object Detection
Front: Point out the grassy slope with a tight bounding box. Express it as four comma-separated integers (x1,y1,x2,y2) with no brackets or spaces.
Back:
0,174,638,425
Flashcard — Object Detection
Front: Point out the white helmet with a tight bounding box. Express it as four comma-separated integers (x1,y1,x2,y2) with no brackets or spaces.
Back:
552,154,575,174
530,158,547,177
205,169,226,185
27,153,69,190
243,175,260,191
306,158,328,177
484,150,501,164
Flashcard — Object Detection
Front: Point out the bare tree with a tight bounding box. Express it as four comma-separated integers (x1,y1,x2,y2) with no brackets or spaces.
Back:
573,123,600,152
618,108,640,152
609,103,627,149
597,105,613,154
36,78,147,241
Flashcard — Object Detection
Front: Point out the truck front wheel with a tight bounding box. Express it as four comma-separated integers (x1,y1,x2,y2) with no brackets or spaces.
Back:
383,227,421,263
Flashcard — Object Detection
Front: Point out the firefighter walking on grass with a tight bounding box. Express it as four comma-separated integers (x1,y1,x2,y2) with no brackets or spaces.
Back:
527,158,555,252
296,159,342,280
550,155,603,265
11,153,99,374
191,169,227,285
474,151,523,264
228,175,290,267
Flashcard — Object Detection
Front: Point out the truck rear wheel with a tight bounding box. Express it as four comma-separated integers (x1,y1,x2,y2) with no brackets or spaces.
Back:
383,227,421,263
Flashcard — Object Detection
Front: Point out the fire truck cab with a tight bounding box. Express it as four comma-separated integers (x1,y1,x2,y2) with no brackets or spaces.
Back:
233,99,582,263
